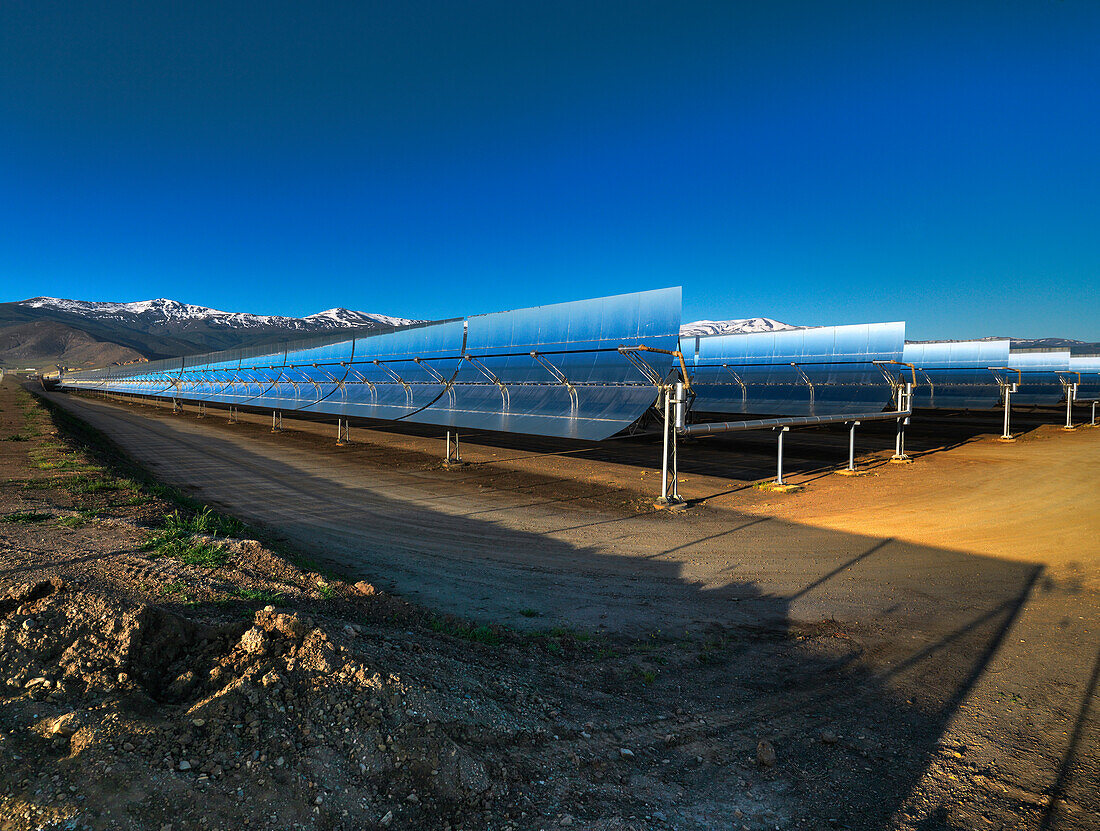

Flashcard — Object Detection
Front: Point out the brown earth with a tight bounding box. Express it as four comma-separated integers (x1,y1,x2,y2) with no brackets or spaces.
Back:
1,381,1098,830
0,321,144,372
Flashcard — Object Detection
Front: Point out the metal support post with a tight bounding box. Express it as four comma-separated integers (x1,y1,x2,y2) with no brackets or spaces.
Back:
445,430,461,464
660,387,670,497
271,410,282,432
1092,401,1097,426
776,426,790,485
172,398,182,415
892,383,911,461
336,418,350,446
228,406,238,424
657,386,683,504
197,401,206,419
1064,384,1076,430
847,420,860,472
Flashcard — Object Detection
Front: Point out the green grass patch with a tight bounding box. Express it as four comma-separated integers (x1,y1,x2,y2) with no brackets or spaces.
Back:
142,508,237,568
231,587,286,605
67,475,123,494
18,479,58,491
35,458,100,472
427,615,504,646
3,433,28,442
1,511,53,524
56,512,97,528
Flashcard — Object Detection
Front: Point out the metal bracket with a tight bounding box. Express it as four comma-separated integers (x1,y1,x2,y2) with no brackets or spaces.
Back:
722,364,748,408
465,356,510,409
617,347,664,386
790,362,815,409
373,361,413,408
415,357,457,408
345,367,378,400
531,352,579,411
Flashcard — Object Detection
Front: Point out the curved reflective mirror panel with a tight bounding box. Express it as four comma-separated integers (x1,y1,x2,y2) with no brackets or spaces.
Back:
688,322,905,417
1069,355,1100,401
1005,349,1072,406
901,340,1010,409
59,288,681,441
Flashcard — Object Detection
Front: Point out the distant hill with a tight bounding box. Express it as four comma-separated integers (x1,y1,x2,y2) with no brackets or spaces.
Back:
0,297,420,370
1000,337,1100,354
0,320,145,371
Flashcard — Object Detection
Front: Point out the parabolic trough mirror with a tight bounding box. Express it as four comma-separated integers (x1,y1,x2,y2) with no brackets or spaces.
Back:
59,288,682,441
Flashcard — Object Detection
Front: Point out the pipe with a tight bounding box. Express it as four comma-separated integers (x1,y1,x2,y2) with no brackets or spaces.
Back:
677,409,910,437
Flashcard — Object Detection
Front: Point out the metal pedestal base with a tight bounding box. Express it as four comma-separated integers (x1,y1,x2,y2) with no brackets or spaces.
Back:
444,431,463,466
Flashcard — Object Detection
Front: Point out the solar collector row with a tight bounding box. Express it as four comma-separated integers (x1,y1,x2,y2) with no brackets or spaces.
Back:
59,287,1093,437
60,289,681,441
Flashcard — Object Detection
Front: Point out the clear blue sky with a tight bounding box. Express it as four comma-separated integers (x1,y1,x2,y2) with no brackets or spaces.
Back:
1,1,1097,339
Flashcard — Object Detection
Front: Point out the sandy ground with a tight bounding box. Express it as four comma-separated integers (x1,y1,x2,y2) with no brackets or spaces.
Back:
14,386,1100,829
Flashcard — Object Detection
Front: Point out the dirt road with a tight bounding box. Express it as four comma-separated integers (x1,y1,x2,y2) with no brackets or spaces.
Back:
32,389,1100,829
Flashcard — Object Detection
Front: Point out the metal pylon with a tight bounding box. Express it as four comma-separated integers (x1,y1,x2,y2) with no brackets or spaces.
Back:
445,430,461,465
657,385,683,505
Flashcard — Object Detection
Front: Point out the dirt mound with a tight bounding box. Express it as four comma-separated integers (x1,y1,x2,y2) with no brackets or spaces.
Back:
0,580,500,830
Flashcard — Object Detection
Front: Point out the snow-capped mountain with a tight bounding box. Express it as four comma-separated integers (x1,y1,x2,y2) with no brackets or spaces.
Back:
18,297,416,332
680,317,796,337
1,296,422,364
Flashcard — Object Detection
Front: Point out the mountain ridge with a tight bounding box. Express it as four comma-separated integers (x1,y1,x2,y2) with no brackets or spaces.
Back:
0,296,421,369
